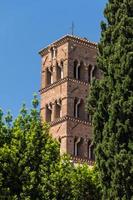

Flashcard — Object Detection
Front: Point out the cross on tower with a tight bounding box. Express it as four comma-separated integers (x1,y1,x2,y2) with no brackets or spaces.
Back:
71,22,75,35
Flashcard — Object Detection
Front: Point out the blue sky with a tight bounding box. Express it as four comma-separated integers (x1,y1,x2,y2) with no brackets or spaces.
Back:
0,0,107,117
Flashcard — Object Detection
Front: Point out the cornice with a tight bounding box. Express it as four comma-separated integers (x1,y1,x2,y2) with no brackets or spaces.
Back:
71,156,94,166
39,34,98,57
40,77,89,94
49,115,91,127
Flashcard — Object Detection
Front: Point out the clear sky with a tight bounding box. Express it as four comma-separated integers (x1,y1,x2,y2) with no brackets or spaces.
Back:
0,0,107,117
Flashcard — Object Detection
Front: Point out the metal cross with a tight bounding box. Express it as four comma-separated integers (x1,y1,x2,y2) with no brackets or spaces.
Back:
71,22,74,35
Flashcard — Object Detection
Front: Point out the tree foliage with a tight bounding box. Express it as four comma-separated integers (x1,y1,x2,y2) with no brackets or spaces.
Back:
87,0,133,199
0,95,99,199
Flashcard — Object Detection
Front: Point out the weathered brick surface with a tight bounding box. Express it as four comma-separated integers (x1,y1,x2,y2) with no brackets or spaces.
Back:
39,35,98,159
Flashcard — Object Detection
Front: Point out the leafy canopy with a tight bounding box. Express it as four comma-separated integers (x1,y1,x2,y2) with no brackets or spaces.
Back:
0,95,100,199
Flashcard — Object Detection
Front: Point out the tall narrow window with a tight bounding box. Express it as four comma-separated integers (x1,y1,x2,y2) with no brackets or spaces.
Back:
56,61,64,81
56,63,61,80
88,141,95,160
74,98,85,120
74,60,78,79
74,137,81,156
74,98,81,118
50,47,57,59
47,67,53,85
51,48,54,59
79,61,84,81
78,99,85,120
55,99,62,118
60,61,64,79
46,103,52,122
74,137,83,157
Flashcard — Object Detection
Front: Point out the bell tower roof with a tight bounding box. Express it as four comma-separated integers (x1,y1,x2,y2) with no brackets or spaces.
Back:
39,34,97,56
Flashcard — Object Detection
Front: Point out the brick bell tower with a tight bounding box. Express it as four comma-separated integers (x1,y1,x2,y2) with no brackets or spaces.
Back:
39,35,100,161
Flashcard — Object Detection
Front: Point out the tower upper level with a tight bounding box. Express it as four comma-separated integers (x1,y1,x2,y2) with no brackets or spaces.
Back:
39,35,99,93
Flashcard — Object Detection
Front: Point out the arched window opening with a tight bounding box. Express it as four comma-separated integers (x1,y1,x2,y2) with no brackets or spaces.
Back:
79,61,84,81
56,61,64,81
78,99,85,120
60,61,64,79
51,47,54,59
46,103,52,122
50,47,57,59
88,141,95,160
56,63,61,80
55,99,62,118
74,137,83,157
74,98,81,118
74,60,79,79
47,67,53,85
74,98,85,120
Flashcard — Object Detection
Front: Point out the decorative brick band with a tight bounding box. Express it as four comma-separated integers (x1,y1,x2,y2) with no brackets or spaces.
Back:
40,77,89,94
71,155,95,166
40,77,68,94
50,115,91,127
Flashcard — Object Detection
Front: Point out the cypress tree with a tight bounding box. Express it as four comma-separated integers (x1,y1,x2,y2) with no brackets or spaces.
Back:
87,0,133,199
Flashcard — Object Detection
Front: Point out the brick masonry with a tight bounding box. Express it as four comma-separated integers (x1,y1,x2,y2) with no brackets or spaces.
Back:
39,35,100,160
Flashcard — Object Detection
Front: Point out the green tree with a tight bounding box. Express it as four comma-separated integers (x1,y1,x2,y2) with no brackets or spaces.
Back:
87,0,133,199
0,95,60,199
71,165,101,200
0,95,99,199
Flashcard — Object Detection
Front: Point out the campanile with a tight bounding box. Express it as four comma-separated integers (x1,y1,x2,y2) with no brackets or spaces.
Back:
39,35,99,161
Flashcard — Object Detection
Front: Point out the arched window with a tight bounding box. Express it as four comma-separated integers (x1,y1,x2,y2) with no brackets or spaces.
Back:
74,98,85,120
60,61,64,79
88,65,96,83
56,61,64,81
46,103,52,122
56,63,61,80
88,141,95,160
74,60,85,81
78,99,85,120
55,99,62,118
74,98,81,118
74,60,79,79
74,137,83,157
79,61,85,81
50,47,57,59
47,67,53,85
